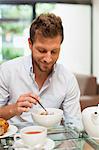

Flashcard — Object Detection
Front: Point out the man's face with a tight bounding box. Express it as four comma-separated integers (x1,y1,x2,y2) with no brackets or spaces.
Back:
28,34,62,73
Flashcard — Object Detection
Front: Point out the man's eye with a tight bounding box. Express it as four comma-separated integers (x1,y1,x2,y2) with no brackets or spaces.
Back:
38,49,46,53
51,51,57,54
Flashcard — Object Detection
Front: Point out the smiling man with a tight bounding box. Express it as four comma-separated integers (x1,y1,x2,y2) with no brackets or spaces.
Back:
0,13,83,130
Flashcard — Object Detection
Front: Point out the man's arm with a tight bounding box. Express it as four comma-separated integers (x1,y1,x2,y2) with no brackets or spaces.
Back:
0,63,40,120
63,74,83,130
0,93,39,120
0,104,17,120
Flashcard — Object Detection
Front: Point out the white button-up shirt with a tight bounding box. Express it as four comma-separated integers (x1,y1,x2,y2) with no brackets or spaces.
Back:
0,55,83,130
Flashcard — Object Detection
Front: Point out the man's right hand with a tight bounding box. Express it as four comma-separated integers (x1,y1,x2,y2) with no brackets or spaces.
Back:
14,92,40,116
0,92,40,120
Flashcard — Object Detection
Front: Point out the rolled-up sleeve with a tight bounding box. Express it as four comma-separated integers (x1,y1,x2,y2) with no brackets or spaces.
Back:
0,64,10,106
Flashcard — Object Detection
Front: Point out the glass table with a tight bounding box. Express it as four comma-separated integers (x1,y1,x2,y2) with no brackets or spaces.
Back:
0,123,99,150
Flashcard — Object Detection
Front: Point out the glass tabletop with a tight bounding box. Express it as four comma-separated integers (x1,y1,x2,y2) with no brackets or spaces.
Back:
0,123,99,150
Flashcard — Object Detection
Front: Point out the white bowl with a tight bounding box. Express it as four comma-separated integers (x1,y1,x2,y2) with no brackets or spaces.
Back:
31,108,63,127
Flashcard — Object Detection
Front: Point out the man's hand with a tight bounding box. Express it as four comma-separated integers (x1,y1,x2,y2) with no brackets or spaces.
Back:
0,92,40,120
15,92,40,116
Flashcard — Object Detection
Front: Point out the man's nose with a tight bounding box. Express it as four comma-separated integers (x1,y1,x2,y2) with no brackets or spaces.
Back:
43,52,52,63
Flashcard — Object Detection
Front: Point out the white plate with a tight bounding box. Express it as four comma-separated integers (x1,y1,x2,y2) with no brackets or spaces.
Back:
91,137,99,143
0,125,18,138
14,138,55,150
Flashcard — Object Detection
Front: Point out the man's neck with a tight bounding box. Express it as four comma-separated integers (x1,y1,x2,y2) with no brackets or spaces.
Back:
33,65,52,90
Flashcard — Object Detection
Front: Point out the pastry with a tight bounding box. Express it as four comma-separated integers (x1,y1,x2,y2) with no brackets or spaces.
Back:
0,118,9,136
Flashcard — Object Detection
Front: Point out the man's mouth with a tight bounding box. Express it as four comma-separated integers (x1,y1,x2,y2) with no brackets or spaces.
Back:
41,63,52,69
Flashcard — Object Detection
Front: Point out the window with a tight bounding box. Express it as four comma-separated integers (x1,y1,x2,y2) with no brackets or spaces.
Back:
0,5,33,62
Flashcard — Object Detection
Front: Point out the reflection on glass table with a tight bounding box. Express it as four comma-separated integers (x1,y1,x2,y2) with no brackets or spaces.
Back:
0,123,99,150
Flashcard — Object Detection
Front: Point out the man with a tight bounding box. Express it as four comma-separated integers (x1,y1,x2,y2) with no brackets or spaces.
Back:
0,13,83,130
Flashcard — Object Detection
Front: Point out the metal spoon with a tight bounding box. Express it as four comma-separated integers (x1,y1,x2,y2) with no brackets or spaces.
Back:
32,96,48,115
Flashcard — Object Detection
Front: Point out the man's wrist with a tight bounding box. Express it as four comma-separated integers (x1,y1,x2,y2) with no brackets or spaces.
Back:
9,104,17,117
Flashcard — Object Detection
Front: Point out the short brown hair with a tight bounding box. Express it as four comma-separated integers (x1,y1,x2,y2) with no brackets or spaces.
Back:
30,13,64,44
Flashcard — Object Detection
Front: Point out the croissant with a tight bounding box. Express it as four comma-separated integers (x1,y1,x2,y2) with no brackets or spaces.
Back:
0,118,9,136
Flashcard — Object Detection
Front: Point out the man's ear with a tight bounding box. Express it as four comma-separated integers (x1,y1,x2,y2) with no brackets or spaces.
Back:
28,38,33,50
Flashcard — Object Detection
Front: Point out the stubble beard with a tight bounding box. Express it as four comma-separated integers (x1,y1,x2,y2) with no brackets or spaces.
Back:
34,60,53,74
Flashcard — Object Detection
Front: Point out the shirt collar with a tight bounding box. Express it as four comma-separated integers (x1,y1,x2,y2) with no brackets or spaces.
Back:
23,54,32,73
